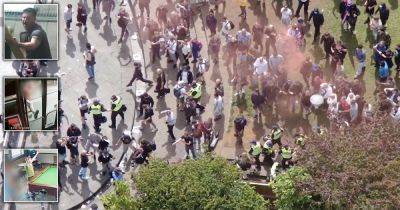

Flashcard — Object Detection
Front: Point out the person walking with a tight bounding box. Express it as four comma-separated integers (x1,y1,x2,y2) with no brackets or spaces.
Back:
395,44,400,78
78,150,94,180
161,110,176,141
320,32,335,59
126,62,153,87
209,35,221,64
346,3,361,34
280,145,293,169
237,0,249,20
63,4,73,34
109,95,125,129
213,93,224,121
138,92,154,118
280,5,293,27
369,15,383,42
269,52,284,75
167,37,178,69
177,65,194,84
264,25,277,57
119,130,134,153
102,0,115,24
76,3,87,33
92,0,99,10
300,56,312,87
308,8,324,43
375,3,389,26
215,79,224,97
295,0,310,18
78,95,90,129
179,131,196,159
252,21,264,51
363,0,377,24
83,43,97,80
262,139,275,165
89,98,107,133
143,104,157,132
66,123,81,161
249,140,262,170
355,45,366,79
150,32,163,64
156,4,168,30
191,38,203,63
117,8,130,44
138,0,150,18
234,112,247,137
56,137,68,167
206,9,218,36
251,89,265,119
270,125,283,147
188,82,205,112
155,68,167,98
98,150,114,176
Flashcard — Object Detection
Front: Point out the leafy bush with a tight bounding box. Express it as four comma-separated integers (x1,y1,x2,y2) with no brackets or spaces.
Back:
296,116,400,209
102,155,269,210
271,167,316,210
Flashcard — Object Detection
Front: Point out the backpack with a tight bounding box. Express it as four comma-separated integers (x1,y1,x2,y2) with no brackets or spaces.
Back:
174,86,182,98
86,51,96,65
234,117,246,128
121,135,132,144
149,142,157,151
229,21,235,30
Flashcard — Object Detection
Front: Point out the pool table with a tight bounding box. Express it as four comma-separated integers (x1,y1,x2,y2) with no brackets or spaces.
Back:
28,166,58,196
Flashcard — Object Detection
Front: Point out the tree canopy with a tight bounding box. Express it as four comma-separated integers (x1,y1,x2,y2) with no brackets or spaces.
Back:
291,116,400,209
102,155,269,210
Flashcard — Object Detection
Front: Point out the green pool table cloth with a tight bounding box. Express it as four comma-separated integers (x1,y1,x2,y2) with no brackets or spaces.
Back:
32,166,57,187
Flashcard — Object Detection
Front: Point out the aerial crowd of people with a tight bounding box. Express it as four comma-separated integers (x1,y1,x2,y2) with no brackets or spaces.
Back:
9,0,400,192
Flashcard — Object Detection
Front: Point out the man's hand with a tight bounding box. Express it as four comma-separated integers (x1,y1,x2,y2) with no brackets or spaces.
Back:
6,37,19,46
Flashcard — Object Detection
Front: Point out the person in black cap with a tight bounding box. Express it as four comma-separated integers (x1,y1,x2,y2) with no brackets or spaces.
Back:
126,62,153,87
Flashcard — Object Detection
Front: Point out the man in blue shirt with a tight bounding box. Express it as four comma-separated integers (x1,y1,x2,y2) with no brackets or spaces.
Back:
378,61,389,81
355,45,366,79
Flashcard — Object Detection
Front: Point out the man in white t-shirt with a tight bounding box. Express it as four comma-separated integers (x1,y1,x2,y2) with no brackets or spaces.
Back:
253,56,268,76
167,38,178,69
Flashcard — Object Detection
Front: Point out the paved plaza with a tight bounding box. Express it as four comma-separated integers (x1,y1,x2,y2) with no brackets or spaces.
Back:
0,0,240,209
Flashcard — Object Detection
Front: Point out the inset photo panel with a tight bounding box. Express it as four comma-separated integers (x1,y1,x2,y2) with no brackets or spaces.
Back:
3,3,58,60
3,149,58,202
3,77,59,131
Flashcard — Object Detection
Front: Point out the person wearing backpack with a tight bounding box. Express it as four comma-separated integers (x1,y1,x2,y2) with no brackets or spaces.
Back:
174,81,186,111
83,43,97,80
234,113,247,137
308,8,324,44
